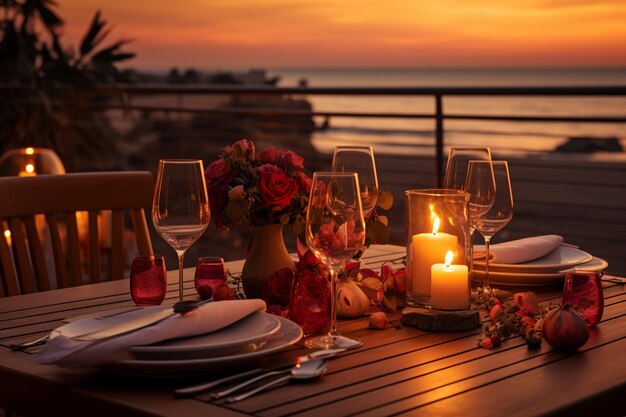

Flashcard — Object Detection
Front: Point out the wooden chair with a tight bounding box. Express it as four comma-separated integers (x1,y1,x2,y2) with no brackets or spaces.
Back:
0,171,154,296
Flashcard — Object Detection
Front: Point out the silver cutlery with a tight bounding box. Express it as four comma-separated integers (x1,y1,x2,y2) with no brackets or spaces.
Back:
225,359,330,403
174,348,345,398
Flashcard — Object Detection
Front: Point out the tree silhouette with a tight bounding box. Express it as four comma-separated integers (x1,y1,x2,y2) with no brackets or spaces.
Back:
0,0,135,170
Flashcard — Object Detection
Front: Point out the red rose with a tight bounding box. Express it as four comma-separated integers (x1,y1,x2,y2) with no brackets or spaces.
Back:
258,171,299,210
252,163,281,177
258,147,280,164
205,159,235,191
296,171,312,194
262,267,295,306
279,151,304,171
224,139,255,161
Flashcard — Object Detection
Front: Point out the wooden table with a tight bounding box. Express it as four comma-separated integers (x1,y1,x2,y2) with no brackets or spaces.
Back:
1,245,624,417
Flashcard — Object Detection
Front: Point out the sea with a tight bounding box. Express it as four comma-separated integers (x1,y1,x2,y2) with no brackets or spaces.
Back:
266,68,626,161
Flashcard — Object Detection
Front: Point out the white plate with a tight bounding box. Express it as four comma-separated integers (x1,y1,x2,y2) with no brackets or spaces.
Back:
102,316,303,377
473,246,593,273
128,311,281,360
472,256,608,286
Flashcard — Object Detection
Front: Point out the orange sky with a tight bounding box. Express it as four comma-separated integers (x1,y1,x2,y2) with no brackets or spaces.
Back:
58,0,626,68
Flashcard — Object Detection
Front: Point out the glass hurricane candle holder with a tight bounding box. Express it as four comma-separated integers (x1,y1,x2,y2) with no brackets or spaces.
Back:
405,189,470,309
0,147,65,177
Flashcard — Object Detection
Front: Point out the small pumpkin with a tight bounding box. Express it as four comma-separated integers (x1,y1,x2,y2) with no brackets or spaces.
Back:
336,279,371,318
542,304,589,351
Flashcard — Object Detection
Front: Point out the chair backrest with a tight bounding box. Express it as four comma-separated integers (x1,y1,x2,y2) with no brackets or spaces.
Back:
0,171,154,296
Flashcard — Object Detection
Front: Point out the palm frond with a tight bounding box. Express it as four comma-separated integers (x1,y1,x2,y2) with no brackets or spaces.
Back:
79,10,105,56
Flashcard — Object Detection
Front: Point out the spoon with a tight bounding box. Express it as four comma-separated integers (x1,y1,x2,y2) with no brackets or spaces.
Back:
225,359,330,403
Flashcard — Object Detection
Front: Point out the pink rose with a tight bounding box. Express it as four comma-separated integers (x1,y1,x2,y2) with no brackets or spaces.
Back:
258,147,280,164
296,171,312,194
252,163,281,177
205,159,235,191
279,151,304,171
224,139,255,161
258,171,299,210
228,185,245,201
262,267,295,306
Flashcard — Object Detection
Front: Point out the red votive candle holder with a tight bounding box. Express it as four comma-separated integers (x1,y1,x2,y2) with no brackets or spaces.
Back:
130,255,167,306
194,257,227,292
562,270,604,327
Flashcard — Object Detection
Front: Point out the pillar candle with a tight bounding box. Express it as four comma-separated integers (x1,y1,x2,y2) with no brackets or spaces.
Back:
430,251,469,310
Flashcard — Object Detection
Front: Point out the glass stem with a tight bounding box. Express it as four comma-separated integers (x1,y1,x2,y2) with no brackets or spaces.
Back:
484,236,491,290
329,267,338,337
177,250,186,302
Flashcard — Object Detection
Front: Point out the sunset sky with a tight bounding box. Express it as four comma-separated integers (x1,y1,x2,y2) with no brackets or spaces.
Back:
59,0,626,69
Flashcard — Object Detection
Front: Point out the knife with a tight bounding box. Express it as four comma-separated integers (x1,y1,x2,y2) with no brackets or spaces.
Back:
71,300,208,342
173,348,346,398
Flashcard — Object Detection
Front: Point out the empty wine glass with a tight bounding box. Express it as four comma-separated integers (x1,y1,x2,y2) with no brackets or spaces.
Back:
467,161,514,293
444,147,495,278
305,172,366,349
444,147,494,195
152,160,210,302
332,146,379,218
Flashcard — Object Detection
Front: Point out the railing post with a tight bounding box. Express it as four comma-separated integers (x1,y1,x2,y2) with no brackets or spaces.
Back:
435,94,444,187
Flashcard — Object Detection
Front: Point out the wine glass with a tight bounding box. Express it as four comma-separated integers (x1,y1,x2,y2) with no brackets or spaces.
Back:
444,147,494,195
466,161,514,293
305,172,366,349
444,147,495,277
331,146,379,218
152,160,210,302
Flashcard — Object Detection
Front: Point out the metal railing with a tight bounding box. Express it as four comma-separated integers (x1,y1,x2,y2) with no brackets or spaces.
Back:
111,84,626,185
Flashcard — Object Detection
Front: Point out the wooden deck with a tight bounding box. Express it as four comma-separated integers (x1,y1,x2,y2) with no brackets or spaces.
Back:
1,245,625,417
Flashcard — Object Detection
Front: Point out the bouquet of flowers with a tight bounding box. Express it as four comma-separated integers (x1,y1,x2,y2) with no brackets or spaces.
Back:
204,139,311,230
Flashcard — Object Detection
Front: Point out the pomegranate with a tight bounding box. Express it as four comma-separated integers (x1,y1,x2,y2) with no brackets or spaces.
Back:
542,304,589,351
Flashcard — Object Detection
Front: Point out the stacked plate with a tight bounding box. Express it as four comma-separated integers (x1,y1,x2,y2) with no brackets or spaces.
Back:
472,246,608,286
55,308,303,376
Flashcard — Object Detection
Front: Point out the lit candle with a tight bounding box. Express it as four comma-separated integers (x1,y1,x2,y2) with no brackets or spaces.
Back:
411,216,458,297
18,163,36,177
430,251,469,310
4,229,11,247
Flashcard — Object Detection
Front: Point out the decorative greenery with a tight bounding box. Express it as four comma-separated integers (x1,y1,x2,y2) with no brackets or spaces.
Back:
364,189,393,246
0,0,134,170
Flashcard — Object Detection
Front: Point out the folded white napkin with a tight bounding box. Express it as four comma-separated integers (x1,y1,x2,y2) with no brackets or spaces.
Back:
37,299,266,367
473,235,564,264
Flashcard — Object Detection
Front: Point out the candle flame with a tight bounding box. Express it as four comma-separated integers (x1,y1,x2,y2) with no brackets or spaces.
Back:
25,147,34,155
25,163,35,174
432,216,440,235
4,230,10,239
445,250,453,267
